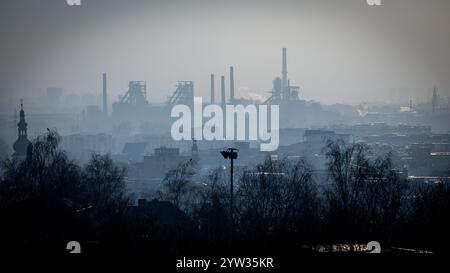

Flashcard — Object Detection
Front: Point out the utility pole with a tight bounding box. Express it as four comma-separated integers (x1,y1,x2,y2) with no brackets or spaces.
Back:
220,148,238,251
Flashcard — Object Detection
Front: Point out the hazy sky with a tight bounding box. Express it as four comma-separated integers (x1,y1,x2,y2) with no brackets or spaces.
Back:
1,0,449,105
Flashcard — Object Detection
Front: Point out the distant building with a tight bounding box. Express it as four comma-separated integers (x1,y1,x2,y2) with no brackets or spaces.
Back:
303,130,349,146
279,128,307,146
143,147,190,179
409,143,450,176
429,152,450,176
61,133,114,162
112,81,149,121
86,105,103,120
274,130,350,173
122,142,147,162
13,102,31,160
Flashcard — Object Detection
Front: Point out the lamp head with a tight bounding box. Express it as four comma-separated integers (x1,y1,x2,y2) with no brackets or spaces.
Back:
221,148,239,160
220,151,229,159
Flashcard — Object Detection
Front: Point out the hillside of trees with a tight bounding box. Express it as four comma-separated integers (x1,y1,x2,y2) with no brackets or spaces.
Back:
0,131,449,255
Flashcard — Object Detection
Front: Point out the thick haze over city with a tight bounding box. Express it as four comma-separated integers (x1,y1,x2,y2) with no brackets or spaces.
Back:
1,0,450,259
1,0,449,105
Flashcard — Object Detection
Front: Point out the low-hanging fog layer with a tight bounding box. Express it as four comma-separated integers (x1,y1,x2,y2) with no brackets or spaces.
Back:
1,0,449,106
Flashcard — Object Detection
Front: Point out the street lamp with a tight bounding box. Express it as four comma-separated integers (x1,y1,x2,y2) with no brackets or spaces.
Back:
220,148,238,249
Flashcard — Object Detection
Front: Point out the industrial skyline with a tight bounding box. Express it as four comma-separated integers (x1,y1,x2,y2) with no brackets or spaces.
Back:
1,0,450,259
1,0,449,105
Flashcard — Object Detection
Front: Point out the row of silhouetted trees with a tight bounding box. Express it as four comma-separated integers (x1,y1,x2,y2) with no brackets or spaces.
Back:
0,131,129,254
0,131,449,254
155,140,450,254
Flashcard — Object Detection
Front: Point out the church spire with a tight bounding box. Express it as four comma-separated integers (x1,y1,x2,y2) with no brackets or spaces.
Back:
13,99,31,159
18,99,27,138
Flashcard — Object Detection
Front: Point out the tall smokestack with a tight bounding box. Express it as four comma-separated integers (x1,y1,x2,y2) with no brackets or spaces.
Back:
221,75,226,109
102,73,107,115
210,74,215,104
229,66,235,103
282,48,288,99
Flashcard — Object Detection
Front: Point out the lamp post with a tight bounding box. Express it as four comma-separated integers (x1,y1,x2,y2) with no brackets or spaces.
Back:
220,148,238,250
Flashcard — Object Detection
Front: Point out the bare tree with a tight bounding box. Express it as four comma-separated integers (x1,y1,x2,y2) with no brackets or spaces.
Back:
158,159,199,212
236,156,318,245
0,130,82,247
0,130,81,207
323,140,407,245
408,181,450,252
0,130,130,247
81,153,129,229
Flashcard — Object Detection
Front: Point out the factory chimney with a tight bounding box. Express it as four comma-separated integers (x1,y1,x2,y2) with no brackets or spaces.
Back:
229,66,235,103
221,75,226,109
282,48,288,100
210,74,215,104
102,73,107,115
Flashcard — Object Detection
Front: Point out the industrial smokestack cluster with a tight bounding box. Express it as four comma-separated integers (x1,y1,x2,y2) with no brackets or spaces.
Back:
211,66,236,106
102,73,107,115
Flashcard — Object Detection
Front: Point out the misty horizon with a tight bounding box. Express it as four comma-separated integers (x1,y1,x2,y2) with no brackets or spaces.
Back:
1,0,449,107
1,0,450,261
